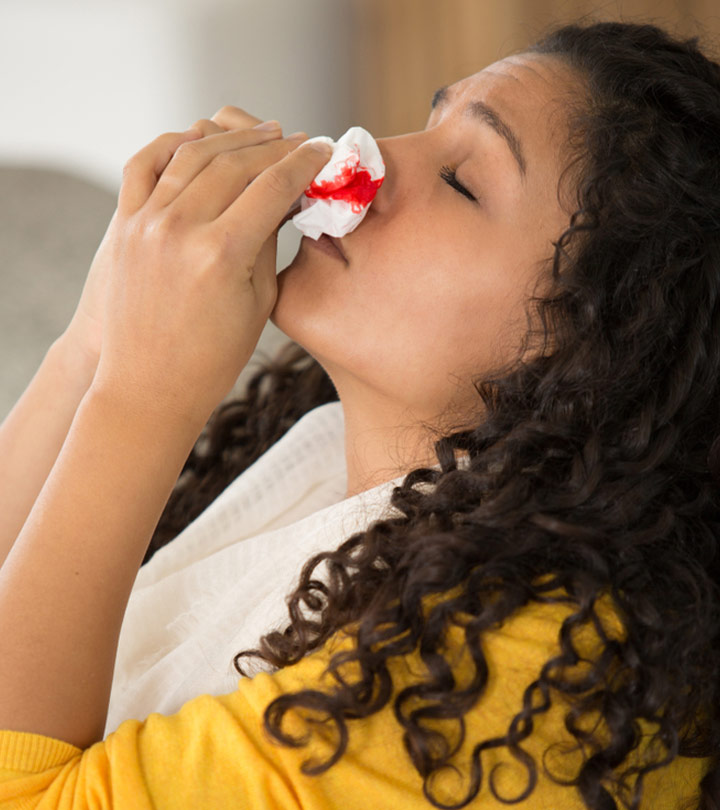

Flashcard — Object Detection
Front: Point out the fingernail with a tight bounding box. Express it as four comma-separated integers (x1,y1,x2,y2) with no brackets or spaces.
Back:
287,131,308,141
253,120,282,131
308,141,333,155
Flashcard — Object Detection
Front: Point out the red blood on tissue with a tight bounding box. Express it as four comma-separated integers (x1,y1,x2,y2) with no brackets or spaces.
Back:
305,157,384,214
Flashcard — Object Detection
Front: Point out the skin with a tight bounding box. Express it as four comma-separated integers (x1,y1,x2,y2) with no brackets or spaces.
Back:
272,53,581,498
0,116,335,747
0,53,582,753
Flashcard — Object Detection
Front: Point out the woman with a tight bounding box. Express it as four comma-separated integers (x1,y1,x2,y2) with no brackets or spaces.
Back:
0,17,718,810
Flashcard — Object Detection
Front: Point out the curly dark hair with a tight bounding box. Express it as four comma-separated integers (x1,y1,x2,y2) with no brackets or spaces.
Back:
147,19,720,810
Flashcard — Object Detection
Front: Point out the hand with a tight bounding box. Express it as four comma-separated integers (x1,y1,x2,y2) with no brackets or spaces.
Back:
90,109,331,426
60,107,279,376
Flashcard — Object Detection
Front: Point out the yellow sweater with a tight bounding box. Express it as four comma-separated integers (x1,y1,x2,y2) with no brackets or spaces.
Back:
0,594,710,809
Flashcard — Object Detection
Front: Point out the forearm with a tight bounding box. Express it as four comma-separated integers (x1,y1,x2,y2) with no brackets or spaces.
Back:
0,384,204,748
0,337,96,570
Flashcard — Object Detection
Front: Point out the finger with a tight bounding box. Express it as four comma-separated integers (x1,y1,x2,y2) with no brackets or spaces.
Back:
254,232,281,310
188,118,226,136
167,132,309,221
118,128,204,215
279,198,303,228
194,115,283,137
220,139,333,256
148,124,285,210
211,105,265,131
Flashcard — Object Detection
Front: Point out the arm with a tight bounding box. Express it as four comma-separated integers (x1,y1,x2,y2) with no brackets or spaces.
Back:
0,115,331,751
0,335,96,572
0,383,202,747
0,112,262,574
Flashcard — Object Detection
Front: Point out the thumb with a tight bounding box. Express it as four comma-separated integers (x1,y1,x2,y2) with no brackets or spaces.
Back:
222,139,334,255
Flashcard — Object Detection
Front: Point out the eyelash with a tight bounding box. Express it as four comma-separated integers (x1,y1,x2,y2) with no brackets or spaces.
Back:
439,164,477,203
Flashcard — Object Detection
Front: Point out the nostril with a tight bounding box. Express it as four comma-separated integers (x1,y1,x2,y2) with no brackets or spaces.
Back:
368,172,390,215
370,141,395,212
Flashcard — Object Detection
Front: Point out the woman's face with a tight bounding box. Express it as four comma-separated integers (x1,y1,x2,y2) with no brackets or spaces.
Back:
272,53,578,426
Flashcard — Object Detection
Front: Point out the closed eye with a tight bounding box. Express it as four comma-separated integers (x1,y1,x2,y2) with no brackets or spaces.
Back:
439,165,477,203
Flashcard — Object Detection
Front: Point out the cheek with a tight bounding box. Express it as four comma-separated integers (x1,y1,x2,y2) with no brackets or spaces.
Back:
354,223,523,380
274,205,542,411
384,220,517,335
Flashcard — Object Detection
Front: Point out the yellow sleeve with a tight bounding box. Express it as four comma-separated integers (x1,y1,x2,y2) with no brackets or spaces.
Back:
0,596,710,810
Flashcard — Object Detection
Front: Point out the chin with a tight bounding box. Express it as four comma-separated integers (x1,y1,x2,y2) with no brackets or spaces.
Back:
271,243,348,359
269,268,303,342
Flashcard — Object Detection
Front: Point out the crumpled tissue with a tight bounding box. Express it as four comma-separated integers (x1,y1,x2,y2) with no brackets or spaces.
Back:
292,126,385,239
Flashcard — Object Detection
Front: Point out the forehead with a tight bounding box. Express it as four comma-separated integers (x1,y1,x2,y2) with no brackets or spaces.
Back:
445,53,579,159
451,53,576,111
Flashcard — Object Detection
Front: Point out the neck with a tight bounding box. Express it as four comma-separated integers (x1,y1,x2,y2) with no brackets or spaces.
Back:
338,388,442,500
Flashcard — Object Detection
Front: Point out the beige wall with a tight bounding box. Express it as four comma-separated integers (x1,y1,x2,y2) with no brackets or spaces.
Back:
350,0,720,137
0,0,357,419
0,0,354,192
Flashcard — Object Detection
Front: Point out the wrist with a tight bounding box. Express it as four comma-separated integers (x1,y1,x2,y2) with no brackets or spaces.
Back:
47,333,99,393
85,375,210,449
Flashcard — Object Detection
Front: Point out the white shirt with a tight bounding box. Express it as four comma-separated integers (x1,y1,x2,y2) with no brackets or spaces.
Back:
105,401,407,735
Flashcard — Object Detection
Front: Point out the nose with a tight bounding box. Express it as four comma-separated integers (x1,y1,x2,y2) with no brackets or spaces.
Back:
370,128,444,213
370,131,427,216
365,136,388,215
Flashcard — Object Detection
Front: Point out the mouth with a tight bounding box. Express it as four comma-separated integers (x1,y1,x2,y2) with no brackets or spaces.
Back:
327,235,348,263
280,200,349,264
304,233,349,264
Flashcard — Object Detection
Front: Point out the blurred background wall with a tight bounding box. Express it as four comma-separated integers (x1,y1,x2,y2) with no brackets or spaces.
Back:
351,0,720,137
0,0,354,190
0,0,355,419
1,0,719,420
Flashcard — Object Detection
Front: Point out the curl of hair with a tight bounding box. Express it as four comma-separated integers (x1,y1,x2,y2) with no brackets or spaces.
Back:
149,20,720,810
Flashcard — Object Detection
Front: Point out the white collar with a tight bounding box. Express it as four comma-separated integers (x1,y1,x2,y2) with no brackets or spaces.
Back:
107,401,409,733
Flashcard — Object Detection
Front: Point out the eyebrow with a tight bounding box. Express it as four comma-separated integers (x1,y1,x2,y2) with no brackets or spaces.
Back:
431,85,528,180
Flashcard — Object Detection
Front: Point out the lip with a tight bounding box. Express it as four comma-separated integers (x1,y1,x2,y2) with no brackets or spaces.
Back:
327,235,348,263
304,233,349,264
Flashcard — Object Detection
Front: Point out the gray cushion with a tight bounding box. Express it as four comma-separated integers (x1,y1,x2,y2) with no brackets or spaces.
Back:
0,164,294,421
0,165,116,419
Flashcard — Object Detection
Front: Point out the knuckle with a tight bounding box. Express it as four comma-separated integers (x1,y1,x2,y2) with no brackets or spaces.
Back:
262,165,293,196
123,142,150,172
153,130,184,149
173,139,204,161
190,118,221,135
212,105,260,127
215,104,242,117
213,104,247,121
121,150,145,181
128,212,153,240
205,233,231,263
210,150,243,172
122,157,136,180
149,210,184,240
123,130,192,177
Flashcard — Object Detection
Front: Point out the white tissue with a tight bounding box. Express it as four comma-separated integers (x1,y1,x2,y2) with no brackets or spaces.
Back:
292,126,385,239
